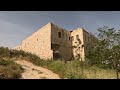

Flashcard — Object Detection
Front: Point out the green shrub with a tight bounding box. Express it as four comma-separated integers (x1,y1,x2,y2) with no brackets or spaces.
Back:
66,72,86,79
47,61,66,78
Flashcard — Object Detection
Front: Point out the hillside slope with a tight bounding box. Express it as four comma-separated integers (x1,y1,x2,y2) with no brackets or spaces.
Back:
16,60,60,79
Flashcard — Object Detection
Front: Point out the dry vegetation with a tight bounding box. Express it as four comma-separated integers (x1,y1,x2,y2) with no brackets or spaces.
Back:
46,60,119,79
0,47,119,79
0,58,23,79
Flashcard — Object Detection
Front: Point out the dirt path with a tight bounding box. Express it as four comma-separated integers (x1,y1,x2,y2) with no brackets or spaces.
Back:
15,60,60,79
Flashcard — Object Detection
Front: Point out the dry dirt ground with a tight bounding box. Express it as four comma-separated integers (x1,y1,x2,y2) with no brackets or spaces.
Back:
15,60,60,79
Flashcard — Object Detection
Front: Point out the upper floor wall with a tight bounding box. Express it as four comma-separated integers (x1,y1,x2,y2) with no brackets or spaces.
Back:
19,22,53,60
71,28,84,47
82,29,97,56
51,23,72,48
21,22,52,51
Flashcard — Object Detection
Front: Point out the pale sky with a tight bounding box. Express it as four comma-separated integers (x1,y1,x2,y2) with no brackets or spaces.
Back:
0,11,120,48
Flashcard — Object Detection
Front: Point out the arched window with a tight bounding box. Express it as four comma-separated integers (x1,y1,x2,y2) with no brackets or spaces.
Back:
58,32,61,38
69,37,70,41
76,35,79,40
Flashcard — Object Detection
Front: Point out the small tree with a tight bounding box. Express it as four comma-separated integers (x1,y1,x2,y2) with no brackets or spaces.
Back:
87,26,120,79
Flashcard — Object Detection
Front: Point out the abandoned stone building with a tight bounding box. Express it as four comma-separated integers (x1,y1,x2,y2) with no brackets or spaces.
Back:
14,22,97,61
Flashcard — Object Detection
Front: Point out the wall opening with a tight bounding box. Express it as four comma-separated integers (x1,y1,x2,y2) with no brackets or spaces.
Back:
69,37,70,41
76,35,79,40
58,32,61,38
51,43,60,50
51,43,61,60
53,50,61,60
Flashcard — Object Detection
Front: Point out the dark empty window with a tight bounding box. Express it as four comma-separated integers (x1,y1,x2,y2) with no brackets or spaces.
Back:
37,39,38,41
82,45,84,48
86,46,87,50
76,35,79,40
58,32,61,38
69,37,70,41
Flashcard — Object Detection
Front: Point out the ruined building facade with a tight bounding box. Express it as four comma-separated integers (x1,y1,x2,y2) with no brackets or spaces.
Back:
14,22,97,61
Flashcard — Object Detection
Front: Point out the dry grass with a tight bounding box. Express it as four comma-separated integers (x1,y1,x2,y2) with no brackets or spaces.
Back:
84,66,118,79
46,60,120,79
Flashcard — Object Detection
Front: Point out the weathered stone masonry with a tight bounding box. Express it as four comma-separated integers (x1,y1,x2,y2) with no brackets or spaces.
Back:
14,22,97,61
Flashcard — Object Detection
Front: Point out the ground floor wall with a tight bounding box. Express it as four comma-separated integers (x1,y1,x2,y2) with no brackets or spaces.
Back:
20,42,53,60
51,44,72,60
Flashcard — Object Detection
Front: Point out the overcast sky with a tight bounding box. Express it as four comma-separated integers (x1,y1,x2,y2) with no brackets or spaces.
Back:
0,11,120,48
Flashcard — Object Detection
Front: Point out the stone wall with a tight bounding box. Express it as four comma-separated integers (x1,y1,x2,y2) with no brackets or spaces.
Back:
21,23,53,60
82,29,97,57
14,45,22,50
13,22,97,61
51,23,72,60
71,28,85,60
